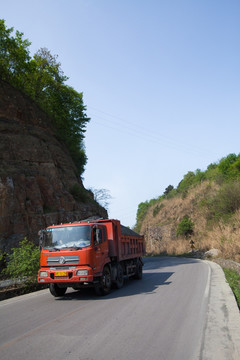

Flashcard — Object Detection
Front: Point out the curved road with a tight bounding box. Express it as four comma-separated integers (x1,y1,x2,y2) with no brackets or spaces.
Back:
0,257,239,360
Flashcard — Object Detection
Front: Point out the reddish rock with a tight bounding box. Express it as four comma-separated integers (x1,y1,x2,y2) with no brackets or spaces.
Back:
0,80,107,251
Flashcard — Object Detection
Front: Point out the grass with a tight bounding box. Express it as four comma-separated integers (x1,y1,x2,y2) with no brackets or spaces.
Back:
223,268,240,309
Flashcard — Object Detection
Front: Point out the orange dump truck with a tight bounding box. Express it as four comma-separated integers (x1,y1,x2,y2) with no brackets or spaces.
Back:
38,218,145,296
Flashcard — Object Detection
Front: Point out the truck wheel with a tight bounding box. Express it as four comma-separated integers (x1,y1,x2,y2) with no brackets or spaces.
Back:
134,261,143,280
95,266,112,296
49,283,67,297
115,263,124,289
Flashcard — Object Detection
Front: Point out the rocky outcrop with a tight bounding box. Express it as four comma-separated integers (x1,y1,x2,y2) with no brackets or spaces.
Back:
204,248,221,258
0,80,107,251
139,182,215,255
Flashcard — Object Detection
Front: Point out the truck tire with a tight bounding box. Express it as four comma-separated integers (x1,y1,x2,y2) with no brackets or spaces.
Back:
49,283,67,297
115,263,124,289
134,261,143,280
95,266,112,296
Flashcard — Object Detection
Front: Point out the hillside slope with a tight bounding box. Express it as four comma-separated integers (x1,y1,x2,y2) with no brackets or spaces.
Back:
139,178,240,262
0,80,107,251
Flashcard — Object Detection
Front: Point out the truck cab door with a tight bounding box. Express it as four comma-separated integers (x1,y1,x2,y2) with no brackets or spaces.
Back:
92,226,109,274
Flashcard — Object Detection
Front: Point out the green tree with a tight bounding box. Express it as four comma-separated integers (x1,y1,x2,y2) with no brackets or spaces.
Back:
194,168,206,183
24,47,67,102
218,153,237,176
0,19,31,89
0,19,90,176
135,201,151,232
177,171,196,194
228,156,240,179
4,238,40,283
49,83,89,173
164,185,174,196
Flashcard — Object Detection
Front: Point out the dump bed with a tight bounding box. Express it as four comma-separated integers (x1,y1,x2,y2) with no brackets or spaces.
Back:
119,224,145,261
94,219,144,261
81,218,144,262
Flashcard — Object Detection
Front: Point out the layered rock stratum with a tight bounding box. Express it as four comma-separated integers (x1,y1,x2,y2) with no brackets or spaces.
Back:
0,80,107,251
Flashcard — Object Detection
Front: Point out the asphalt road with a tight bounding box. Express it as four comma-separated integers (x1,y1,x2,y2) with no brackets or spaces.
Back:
0,257,239,360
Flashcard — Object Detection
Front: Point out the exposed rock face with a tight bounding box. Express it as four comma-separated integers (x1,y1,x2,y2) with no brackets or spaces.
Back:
139,182,214,254
0,80,107,251
204,248,221,258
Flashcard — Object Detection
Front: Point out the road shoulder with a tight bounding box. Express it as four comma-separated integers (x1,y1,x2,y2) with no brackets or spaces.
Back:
201,261,240,360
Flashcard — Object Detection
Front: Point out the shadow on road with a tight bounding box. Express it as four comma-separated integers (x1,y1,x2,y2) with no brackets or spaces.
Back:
54,257,201,302
55,271,174,301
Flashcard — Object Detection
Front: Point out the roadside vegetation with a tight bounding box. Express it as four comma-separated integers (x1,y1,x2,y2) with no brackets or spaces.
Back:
176,215,194,238
223,268,240,309
135,153,240,232
3,238,40,282
135,153,240,262
0,239,42,299
0,19,89,176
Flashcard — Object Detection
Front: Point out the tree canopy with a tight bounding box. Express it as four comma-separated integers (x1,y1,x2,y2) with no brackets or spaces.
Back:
0,19,89,176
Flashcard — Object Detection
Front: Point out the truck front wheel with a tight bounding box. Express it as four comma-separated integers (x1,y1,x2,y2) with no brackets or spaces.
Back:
49,283,67,297
95,266,112,296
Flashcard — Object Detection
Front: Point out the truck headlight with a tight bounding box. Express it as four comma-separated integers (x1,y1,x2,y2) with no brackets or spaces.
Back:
39,271,48,277
76,269,88,276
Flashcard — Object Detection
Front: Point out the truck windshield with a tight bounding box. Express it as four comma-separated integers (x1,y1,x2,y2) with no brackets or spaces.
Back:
43,225,91,249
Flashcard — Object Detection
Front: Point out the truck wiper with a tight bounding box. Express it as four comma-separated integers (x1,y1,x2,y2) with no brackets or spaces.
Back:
68,246,82,251
59,246,82,251
48,247,60,252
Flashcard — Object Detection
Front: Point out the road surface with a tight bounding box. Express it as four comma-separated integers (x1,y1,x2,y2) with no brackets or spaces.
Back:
0,257,239,360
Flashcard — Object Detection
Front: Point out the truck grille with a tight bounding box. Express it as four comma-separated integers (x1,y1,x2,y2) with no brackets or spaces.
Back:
50,273,73,280
47,255,79,265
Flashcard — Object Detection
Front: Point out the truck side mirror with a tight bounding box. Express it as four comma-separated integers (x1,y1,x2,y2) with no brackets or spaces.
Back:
96,229,100,244
93,226,101,245
38,230,46,250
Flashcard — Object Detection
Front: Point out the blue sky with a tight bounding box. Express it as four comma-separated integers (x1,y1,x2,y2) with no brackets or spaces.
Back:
1,0,240,227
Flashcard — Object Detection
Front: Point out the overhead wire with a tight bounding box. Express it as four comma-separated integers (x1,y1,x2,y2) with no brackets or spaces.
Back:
85,106,219,226
87,106,218,158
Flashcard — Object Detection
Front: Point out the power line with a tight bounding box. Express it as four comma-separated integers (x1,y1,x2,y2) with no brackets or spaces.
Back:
87,106,218,158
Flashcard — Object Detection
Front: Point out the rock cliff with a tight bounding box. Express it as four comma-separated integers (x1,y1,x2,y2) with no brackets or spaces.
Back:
0,80,107,251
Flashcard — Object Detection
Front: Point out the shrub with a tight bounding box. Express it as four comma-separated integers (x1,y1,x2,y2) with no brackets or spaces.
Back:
177,171,195,194
218,153,237,176
207,180,240,220
229,157,240,179
195,168,206,183
0,251,7,277
165,188,177,199
153,203,164,217
4,238,40,282
164,185,174,196
177,216,194,237
70,184,88,202
135,201,151,230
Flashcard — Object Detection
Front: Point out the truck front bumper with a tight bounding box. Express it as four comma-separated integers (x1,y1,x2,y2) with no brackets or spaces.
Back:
38,266,94,284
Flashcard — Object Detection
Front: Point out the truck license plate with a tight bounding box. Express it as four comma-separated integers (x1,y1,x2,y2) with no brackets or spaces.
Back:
55,271,67,277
